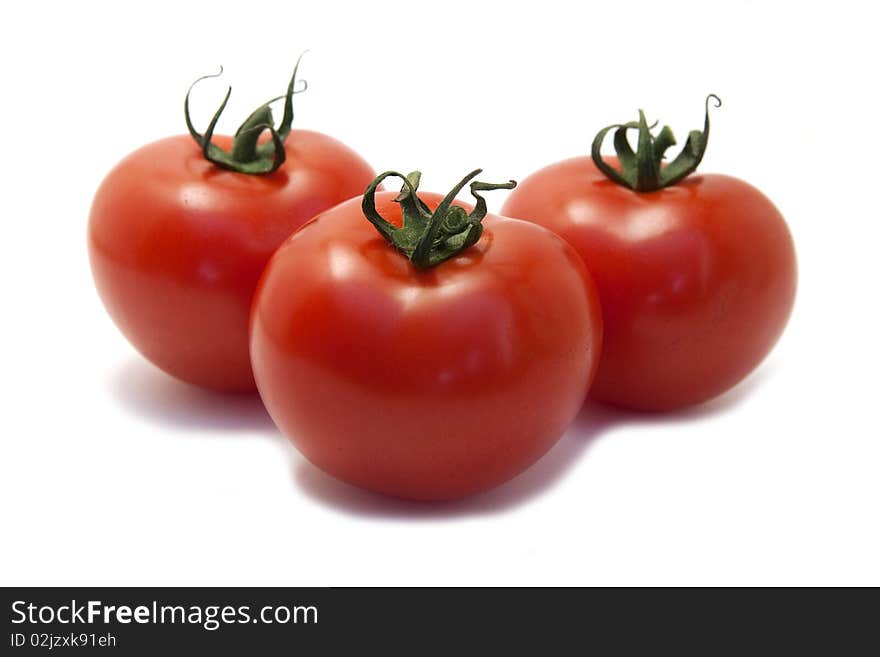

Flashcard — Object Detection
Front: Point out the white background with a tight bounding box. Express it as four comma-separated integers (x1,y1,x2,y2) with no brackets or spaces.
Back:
1,1,877,586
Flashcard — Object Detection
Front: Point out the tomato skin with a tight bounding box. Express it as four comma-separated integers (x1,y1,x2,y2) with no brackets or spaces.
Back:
502,157,796,411
250,191,602,500
88,130,376,391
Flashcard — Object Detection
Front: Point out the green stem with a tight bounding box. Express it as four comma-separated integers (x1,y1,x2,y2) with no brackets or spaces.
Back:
591,94,722,192
184,52,309,175
362,170,516,269
229,105,276,162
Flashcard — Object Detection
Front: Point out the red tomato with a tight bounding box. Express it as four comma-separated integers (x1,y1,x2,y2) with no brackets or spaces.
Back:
250,171,602,500
502,100,796,411
89,64,376,391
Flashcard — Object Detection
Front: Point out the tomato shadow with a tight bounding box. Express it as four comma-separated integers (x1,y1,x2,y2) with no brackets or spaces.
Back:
108,357,279,435
292,365,775,519
291,400,616,519
598,364,777,424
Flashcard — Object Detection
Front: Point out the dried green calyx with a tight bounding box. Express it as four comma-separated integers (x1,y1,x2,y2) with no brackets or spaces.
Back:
591,94,722,192
184,53,309,175
362,169,516,269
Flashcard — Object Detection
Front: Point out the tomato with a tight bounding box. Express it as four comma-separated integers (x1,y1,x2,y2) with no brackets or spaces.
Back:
250,170,602,500
502,97,797,411
88,62,376,391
